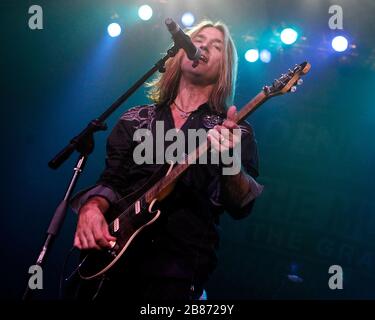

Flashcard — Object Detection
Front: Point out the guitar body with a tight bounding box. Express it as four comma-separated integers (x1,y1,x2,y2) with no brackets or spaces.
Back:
78,162,174,280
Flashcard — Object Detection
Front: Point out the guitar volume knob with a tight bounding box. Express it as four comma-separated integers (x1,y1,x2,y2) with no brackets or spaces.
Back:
109,240,117,249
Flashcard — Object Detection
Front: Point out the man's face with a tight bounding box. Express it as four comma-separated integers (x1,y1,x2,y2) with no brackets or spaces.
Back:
180,27,224,85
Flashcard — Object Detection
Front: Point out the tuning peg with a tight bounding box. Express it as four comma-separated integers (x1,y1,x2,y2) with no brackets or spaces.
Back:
290,86,297,93
297,79,303,85
263,86,271,95
288,69,294,75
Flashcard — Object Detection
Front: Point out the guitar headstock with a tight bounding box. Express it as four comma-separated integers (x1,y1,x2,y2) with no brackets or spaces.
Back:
263,61,311,97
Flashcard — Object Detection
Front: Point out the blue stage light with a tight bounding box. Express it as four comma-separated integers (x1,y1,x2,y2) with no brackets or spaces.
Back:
260,49,272,63
332,35,348,52
245,49,259,63
181,12,195,27
138,5,153,21
280,28,298,45
107,23,121,37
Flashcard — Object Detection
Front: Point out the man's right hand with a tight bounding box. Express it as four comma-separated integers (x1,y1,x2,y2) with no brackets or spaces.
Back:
74,197,116,250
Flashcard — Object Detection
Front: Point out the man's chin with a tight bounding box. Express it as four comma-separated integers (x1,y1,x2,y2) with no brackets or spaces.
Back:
188,74,216,86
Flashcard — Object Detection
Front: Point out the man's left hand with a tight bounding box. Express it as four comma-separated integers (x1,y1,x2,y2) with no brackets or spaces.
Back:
207,105,241,152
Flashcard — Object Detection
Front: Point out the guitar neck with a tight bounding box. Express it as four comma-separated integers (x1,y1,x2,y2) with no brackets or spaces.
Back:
236,91,268,123
144,90,269,203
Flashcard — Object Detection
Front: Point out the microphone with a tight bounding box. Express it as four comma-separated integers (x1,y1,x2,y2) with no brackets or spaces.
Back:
165,18,201,61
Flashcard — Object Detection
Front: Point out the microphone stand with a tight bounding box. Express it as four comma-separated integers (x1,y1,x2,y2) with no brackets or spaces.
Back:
22,44,180,300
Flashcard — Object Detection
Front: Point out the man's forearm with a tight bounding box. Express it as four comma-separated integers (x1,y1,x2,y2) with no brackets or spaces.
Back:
220,168,263,208
81,196,110,215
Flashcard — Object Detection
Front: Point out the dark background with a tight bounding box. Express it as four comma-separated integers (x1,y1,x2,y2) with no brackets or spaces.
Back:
1,0,375,299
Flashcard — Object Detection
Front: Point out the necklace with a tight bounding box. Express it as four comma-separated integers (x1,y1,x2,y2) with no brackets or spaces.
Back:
173,101,197,119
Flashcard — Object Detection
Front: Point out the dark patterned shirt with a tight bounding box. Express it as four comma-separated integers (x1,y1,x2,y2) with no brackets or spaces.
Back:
71,102,261,282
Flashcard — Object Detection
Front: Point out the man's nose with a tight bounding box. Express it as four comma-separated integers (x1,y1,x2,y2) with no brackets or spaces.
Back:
199,44,209,53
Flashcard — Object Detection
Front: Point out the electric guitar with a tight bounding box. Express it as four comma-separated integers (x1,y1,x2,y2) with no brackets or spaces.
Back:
78,61,311,279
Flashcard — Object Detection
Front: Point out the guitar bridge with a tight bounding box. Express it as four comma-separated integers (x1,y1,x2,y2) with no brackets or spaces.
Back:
107,249,117,258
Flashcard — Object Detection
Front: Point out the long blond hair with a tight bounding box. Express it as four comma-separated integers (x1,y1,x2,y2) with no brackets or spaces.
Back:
147,20,238,114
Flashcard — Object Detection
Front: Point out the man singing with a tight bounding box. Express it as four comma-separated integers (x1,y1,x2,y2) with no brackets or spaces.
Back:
70,20,263,300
